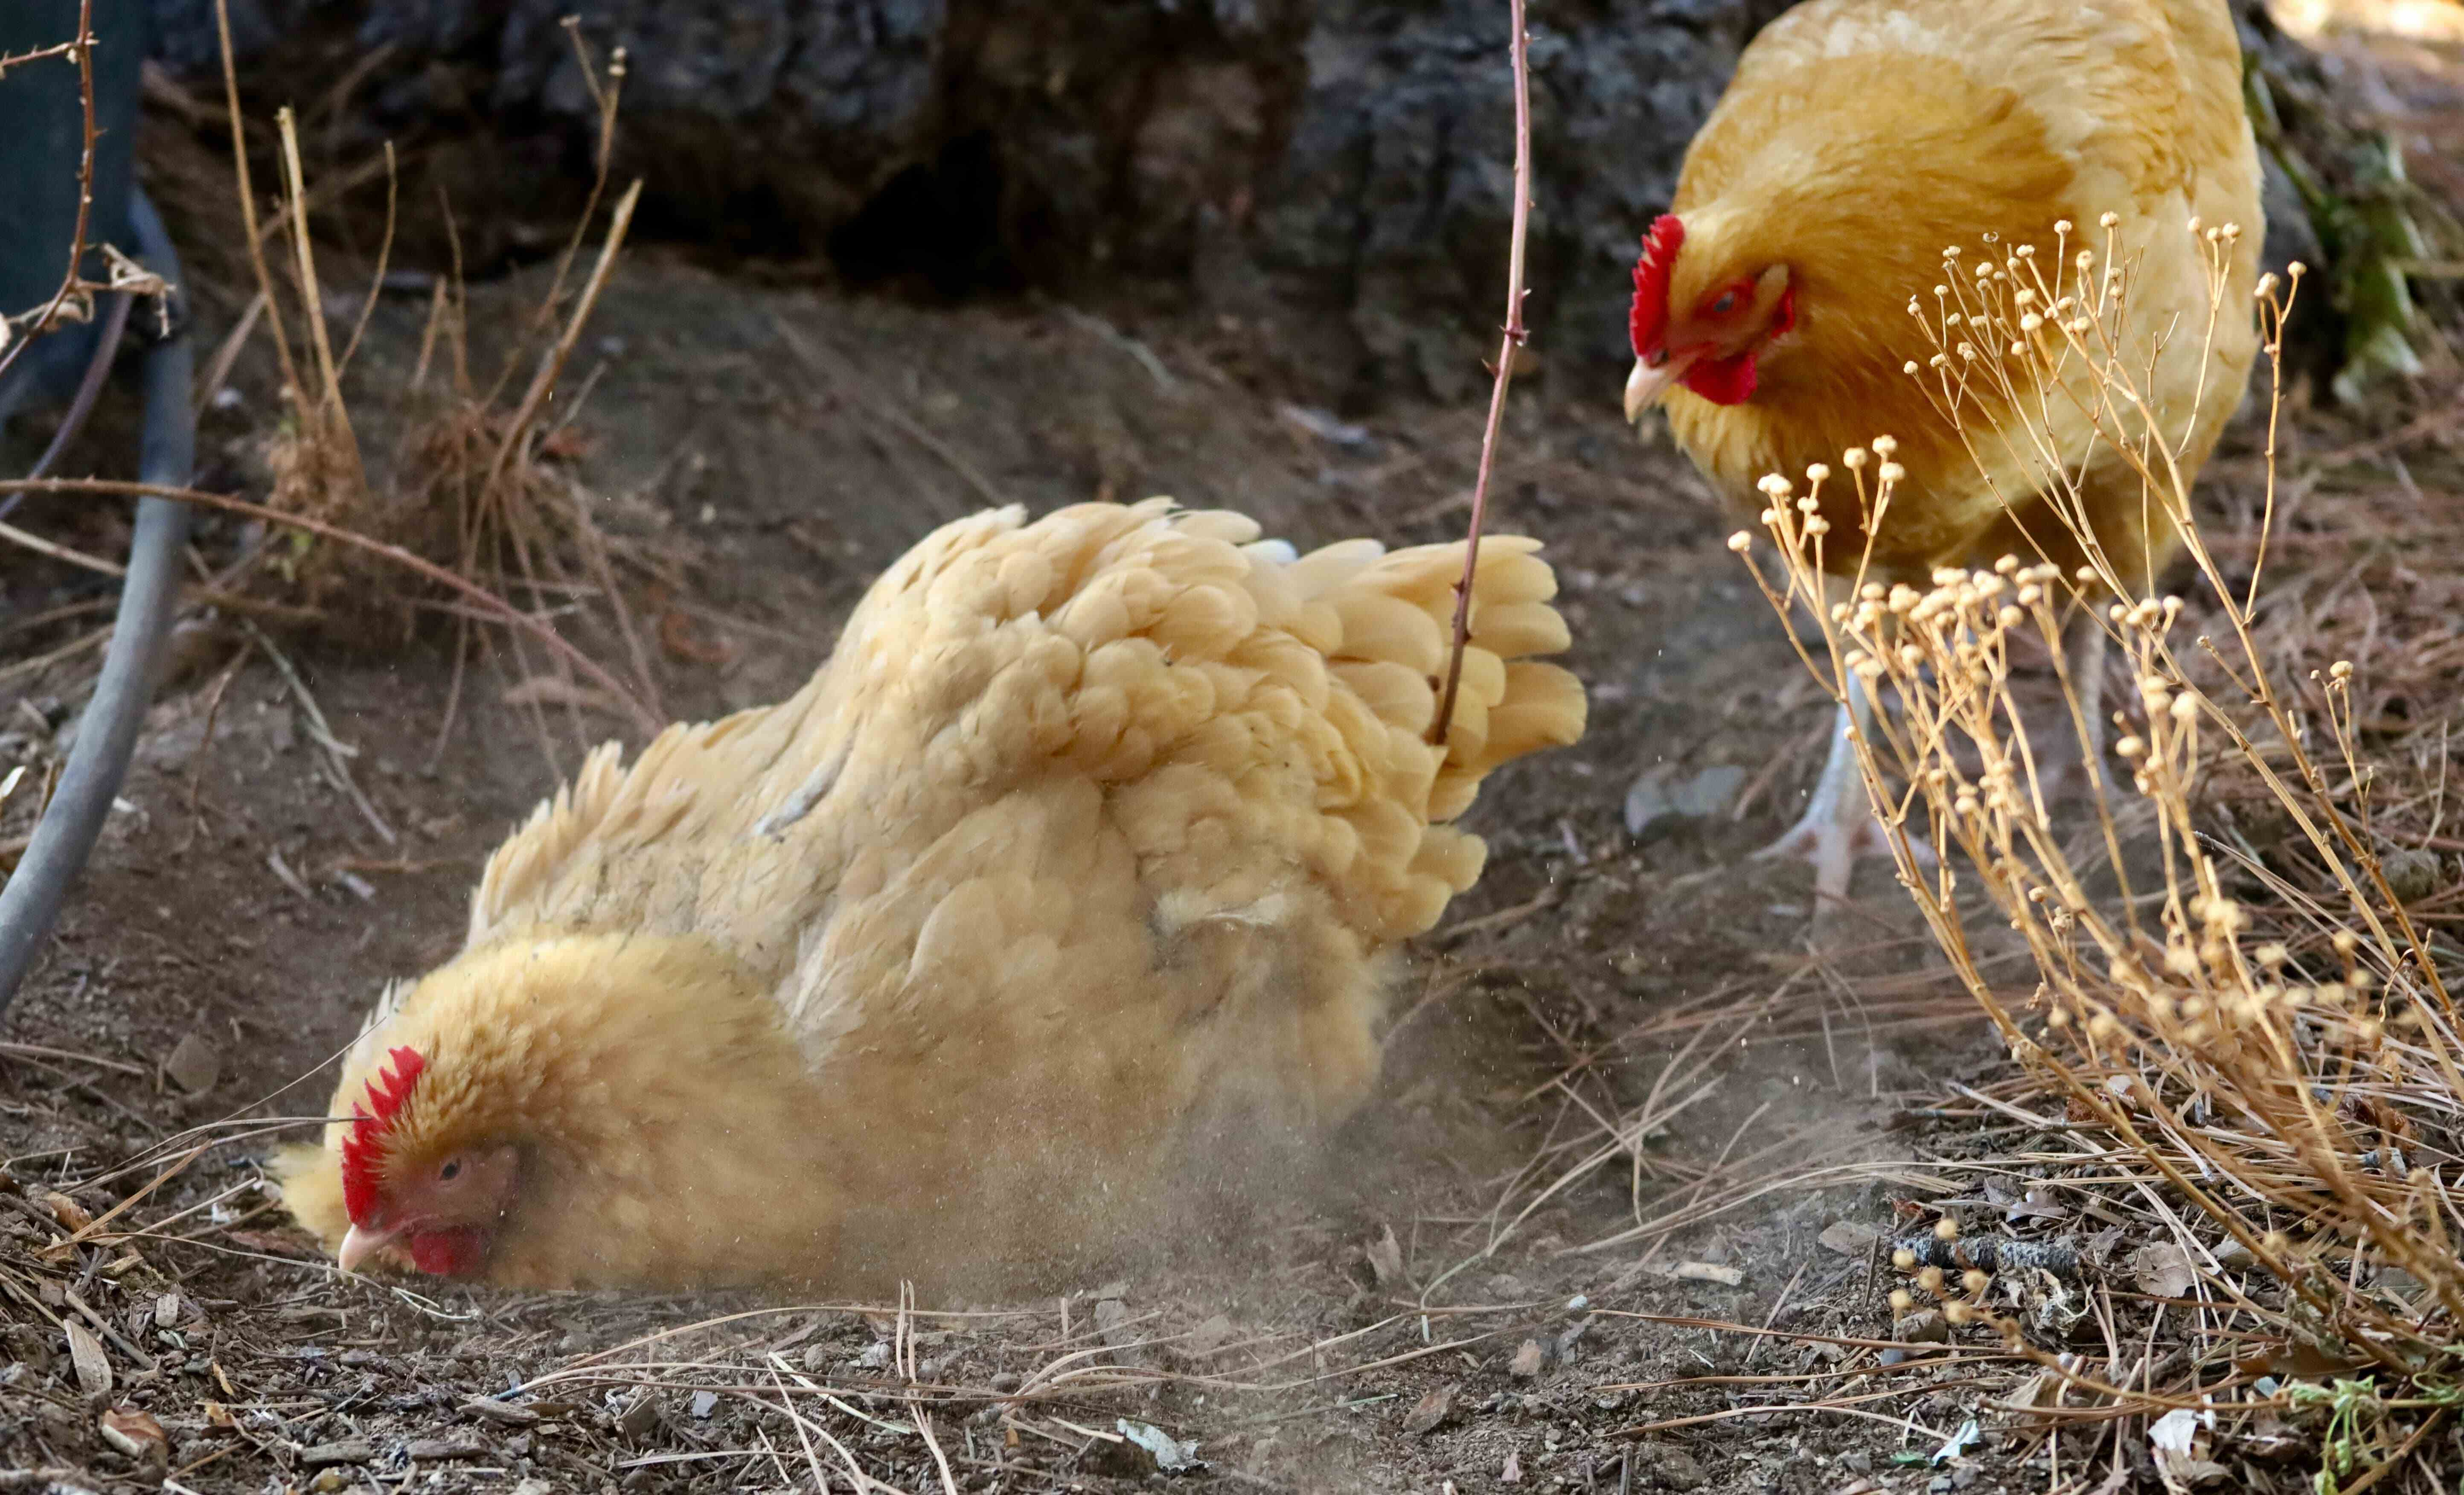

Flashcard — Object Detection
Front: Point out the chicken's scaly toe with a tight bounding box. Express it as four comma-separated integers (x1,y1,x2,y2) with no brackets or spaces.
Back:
1747,694,1910,905
1753,798,1901,906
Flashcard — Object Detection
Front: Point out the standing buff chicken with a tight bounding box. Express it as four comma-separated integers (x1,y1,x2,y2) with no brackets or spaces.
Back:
277,500,1585,1290
1620,0,2263,901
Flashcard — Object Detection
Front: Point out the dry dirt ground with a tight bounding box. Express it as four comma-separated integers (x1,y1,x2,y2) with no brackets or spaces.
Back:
0,250,2092,1495
3,31,2462,1495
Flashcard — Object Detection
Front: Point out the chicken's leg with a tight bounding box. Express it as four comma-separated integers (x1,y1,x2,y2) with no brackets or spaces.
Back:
2070,614,2110,766
1754,668,1891,906
2035,607,2112,805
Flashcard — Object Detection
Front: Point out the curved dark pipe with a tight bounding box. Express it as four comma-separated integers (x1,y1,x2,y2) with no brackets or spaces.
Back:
0,185,194,1015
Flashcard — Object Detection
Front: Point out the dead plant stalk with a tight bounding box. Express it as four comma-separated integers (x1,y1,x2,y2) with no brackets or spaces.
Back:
1431,0,1531,748
0,0,96,385
1729,216,2464,1441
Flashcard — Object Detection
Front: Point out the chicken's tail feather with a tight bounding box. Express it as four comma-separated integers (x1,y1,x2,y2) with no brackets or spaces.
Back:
1022,502,1584,942
894,500,1583,945
1282,527,1587,938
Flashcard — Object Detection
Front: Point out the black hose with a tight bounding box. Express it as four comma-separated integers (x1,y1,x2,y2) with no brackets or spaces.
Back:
0,185,193,1016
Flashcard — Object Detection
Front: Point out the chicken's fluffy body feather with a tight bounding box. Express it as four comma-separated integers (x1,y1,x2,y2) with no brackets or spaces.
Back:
1645,0,2262,585
279,500,1584,1289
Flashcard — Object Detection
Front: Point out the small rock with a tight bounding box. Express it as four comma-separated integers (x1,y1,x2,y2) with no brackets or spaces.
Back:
1501,1447,1523,1483
309,1472,349,1494
989,1371,1023,1394
1276,403,1373,449
1819,1219,1880,1256
153,1293,182,1329
689,1390,719,1419
1402,1382,1456,1435
406,1438,490,1460
511,1481,554,1495
300,1440,375,1466
2381,846,2443,905
1508,1338,1548,1378
1623,764,1748,838
1630,1442,1707,1492
1095,1297,1154,1367
1894,1309,1949,1344
1182,1314,1233,1357
162,1032,223,1095
614,1393,662,1441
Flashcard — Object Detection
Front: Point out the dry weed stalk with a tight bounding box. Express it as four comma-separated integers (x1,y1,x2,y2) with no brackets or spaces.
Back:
0,0,98,380
1431,0,1533,748
390,25,672,745
199,0,660,737
1734,218,2464,1451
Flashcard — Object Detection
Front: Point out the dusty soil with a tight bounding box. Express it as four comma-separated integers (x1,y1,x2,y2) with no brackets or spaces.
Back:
4,22,2461,1489
0,244,2062,1495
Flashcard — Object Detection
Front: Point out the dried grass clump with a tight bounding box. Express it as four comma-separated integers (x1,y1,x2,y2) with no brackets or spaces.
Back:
205,9,663,730
1736,220,2464,1469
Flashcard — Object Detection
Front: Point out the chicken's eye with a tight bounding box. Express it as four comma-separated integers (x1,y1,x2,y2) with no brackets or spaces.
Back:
1710,292,1738,315
439,1159,463,1182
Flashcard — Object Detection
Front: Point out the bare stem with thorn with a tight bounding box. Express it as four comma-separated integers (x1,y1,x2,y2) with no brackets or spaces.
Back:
1431,0,1533,747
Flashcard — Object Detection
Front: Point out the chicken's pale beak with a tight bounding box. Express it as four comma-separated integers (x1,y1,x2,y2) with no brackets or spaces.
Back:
337,1222,397,1274
1624,352,1697,423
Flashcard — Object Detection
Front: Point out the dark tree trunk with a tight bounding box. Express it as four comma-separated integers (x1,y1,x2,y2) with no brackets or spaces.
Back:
151,0,2328,400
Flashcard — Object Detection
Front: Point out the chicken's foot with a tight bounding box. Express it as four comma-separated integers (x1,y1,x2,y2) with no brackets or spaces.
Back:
1754,671,1897,906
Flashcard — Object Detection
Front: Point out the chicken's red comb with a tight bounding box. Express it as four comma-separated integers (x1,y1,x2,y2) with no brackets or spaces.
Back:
1629,214,1685,358
339,1045,425,1224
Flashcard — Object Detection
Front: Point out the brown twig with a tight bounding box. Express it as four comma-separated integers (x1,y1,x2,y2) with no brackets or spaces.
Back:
0,476,661,735
0,0,97,387
1430,0,1532,747
211,0,303,409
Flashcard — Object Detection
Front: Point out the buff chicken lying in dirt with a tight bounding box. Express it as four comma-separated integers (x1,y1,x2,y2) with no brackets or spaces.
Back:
1622,0,2263,900
276,500,1584,1289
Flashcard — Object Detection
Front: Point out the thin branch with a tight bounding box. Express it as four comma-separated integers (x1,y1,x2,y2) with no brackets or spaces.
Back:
1431,0,1533,746
0,0,98,386
0,476,662,736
